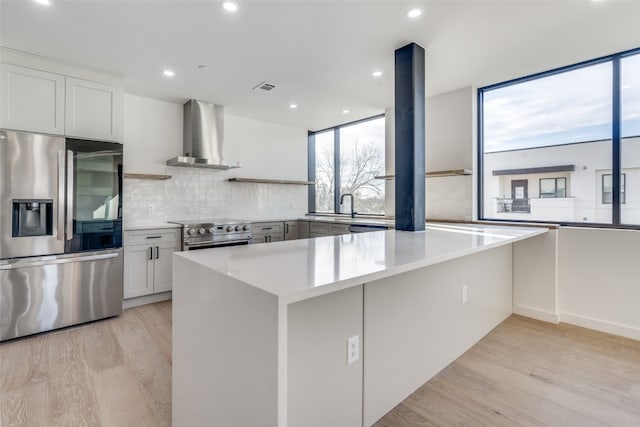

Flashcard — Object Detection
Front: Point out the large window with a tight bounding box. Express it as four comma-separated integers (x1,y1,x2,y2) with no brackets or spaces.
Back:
479,47,640,226
309,116,385,215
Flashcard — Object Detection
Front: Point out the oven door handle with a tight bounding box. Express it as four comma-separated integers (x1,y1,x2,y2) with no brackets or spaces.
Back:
184,240,250,249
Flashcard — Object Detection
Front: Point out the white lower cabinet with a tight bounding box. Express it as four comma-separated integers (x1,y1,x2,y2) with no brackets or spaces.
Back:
124,228,181,299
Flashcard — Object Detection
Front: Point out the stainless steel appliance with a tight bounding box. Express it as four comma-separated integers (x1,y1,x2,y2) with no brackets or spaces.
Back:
168,219,252,250
0,130,123,341
166,99,241,170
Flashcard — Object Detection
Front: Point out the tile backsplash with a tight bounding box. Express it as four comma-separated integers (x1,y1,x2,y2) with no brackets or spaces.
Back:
123,168,308,226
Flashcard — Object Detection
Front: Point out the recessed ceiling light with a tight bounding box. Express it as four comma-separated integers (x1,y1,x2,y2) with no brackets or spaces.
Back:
407,8,422,18
342,109,350,114
289,104,298,109
372,71,383,78
33,0,51,5
162,69,175,77
222,1,238,12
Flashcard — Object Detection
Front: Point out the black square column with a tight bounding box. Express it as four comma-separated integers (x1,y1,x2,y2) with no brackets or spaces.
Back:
395,42,425,231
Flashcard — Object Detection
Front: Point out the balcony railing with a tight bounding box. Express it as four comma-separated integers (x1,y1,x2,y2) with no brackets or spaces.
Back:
496,198,531,213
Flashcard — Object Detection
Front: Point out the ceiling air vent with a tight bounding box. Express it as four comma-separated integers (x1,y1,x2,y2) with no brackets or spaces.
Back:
253,81,277,91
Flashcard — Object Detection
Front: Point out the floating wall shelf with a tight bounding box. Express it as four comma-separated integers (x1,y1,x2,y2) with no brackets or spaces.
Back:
124,173,172,180
375,169,472,180
228,178,315,185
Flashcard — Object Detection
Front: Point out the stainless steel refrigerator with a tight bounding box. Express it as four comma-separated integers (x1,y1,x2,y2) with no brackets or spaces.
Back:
0,130,123,341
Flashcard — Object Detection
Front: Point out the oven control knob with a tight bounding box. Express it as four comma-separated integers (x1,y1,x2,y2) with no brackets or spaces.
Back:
188,228,196,236
209,227,215,234
235,225,241,231
198,228,206,235
226,225,234,232
243,225,249,231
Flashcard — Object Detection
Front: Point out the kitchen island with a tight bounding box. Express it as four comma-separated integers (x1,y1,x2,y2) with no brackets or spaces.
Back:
172,223,547,427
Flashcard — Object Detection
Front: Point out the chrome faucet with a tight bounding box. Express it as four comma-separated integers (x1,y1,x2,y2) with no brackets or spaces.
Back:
340,193,356,218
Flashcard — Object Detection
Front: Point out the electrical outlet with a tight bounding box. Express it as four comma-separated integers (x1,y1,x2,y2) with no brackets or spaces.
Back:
461,285,468,304
347,335,359,364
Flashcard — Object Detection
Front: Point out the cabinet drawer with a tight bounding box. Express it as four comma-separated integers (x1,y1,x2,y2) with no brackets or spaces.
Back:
309,222,329,234
252,222,284,233
328,223,350,235
124,228,181,246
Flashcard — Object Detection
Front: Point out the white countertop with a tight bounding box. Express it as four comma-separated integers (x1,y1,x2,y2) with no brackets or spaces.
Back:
175,223,546,303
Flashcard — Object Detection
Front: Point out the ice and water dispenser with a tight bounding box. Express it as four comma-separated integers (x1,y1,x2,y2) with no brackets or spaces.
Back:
12,199,54,237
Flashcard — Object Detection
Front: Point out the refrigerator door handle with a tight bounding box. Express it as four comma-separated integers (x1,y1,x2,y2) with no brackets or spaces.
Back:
57,150,66,241
66,149,74,241
0,252,119,270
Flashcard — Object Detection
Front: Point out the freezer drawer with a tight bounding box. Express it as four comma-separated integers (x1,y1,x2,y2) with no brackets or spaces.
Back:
0,249,123,341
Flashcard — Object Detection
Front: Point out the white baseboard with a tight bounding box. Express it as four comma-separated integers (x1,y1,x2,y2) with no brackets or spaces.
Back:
123,291,172,309
560,312,640,341
513,304,559,324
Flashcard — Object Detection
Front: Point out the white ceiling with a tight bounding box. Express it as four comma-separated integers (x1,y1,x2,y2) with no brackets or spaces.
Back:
1,0,639,131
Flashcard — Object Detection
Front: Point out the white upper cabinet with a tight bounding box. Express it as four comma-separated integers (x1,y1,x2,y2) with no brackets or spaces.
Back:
0,63,65,135
65,77,123,142
0,48,124,142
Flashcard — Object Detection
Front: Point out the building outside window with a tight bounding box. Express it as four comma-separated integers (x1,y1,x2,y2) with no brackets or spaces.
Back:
540,177,566,198
309,115,385,215
480,47,640,225
602,174,626,204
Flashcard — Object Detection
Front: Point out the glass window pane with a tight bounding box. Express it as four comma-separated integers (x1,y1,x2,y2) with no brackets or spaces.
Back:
338,117,385,215
314,131,335,213
482,61,612,223
540,178,556,197
621,53,640,223
557,178,566,197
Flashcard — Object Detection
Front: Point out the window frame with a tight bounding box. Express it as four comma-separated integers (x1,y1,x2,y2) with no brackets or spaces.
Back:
602,173,626,205
539,177,567,199
477,46,640,229
308,114,385,216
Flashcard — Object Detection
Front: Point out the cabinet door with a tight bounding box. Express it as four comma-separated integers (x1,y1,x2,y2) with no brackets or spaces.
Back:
269,234,284,243
0,63,65,135
65,77,123,142
153,242,181,293
298,221,310,239
123,245,154,298
251,233,269,244
284,221,299,240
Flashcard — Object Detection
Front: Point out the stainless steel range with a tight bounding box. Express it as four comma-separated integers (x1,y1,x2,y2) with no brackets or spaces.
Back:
168,219,252,250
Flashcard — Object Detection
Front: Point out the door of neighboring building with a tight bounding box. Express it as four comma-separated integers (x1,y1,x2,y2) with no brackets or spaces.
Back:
511,179,529,212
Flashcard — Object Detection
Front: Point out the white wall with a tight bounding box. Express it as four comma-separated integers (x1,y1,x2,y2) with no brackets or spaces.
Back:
513,230,559,323
558,227,640,340
384,87,474,220
123,94,182,175
123,94,308,226
426,86,474,221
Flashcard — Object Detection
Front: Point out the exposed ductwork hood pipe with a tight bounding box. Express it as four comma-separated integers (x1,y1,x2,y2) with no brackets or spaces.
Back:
166,99,241,169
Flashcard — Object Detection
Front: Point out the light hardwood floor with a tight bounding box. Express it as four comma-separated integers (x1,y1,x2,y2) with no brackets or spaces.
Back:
2,304,639,426
375,314,640,427
0,301,172,427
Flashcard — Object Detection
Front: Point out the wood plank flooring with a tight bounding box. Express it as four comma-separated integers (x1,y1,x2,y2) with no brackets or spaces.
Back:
375,315,640,427
0,301,171,427
1,304,639,426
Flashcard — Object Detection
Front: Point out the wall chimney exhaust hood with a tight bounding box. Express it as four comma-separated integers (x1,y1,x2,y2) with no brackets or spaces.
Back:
166,99,241,169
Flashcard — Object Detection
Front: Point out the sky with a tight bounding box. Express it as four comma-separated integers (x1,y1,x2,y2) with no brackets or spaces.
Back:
483,53,640,153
